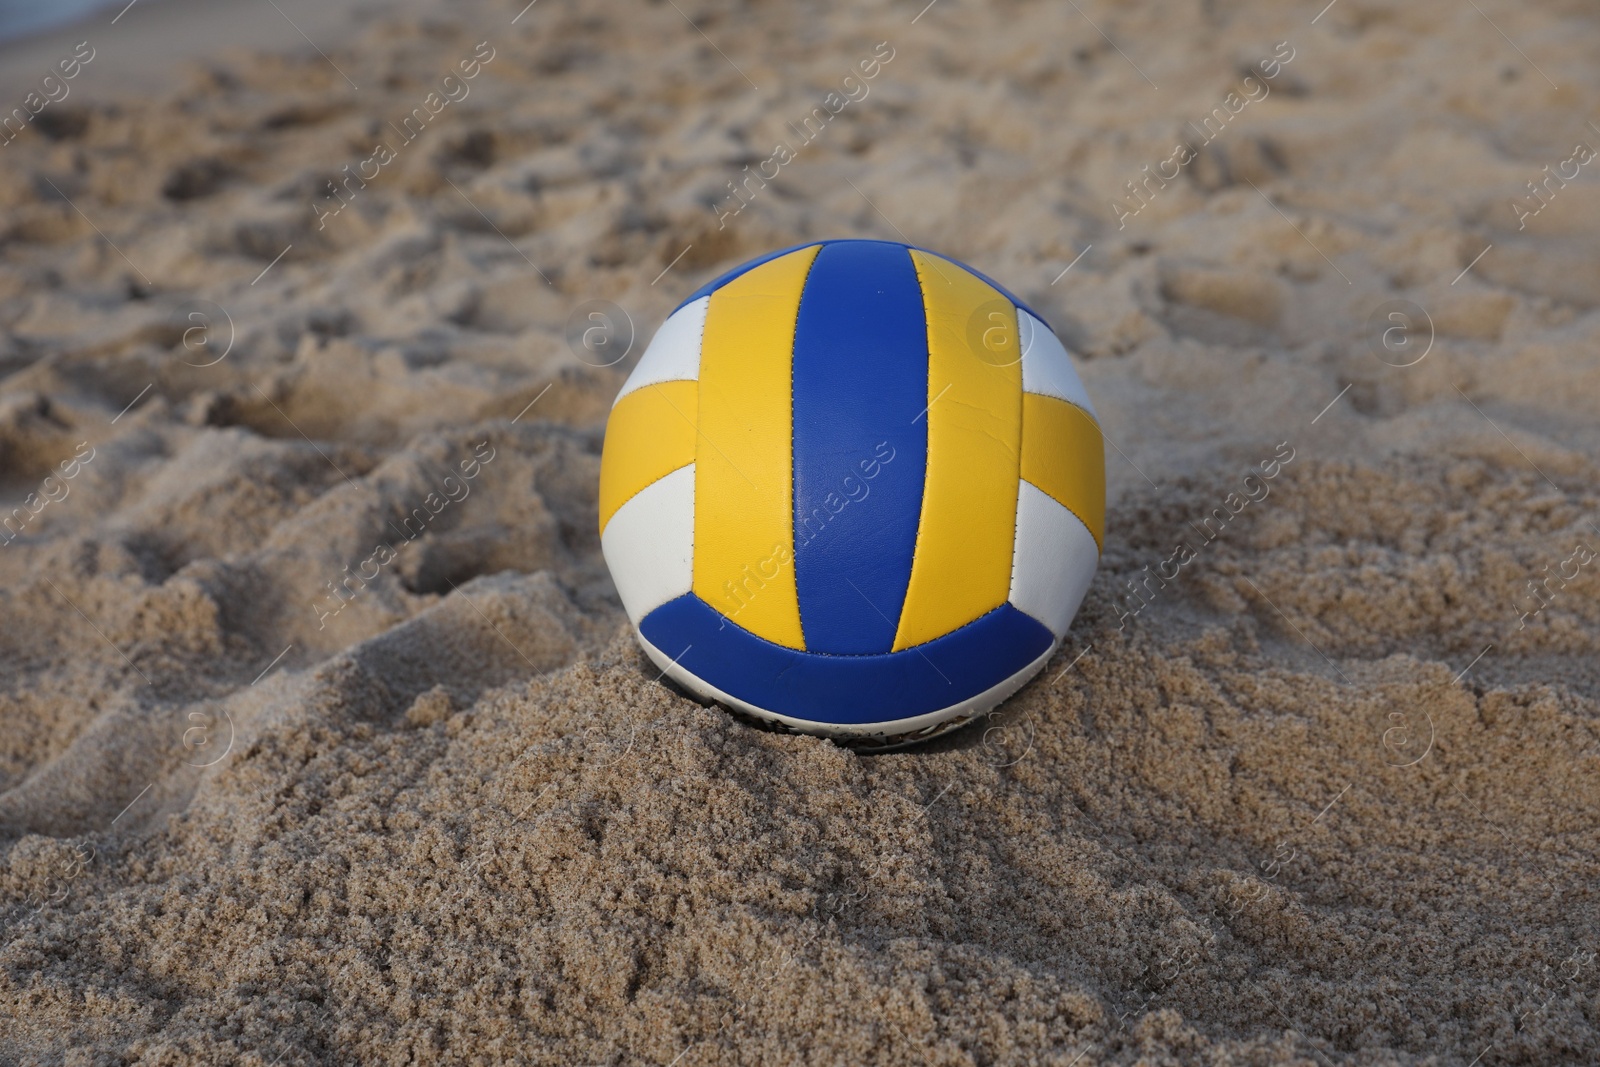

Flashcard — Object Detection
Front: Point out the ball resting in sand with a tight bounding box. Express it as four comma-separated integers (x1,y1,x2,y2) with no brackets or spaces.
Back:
599,240,1105,748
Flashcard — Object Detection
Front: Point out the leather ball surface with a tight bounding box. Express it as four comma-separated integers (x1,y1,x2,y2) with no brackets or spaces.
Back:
599,240,1104,748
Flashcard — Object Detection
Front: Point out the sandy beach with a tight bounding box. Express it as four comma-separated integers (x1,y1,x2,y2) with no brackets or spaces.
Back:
1,0,1598,1062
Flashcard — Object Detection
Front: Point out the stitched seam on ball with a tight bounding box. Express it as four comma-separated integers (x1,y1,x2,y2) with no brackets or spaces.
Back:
790,245,824,652
689,300,708,568
1023,478,1103,556
901,246,935,647
1023,388,1099,426
603,461,694,536
1017,390,1103,553
690,297,709,380
1011,301,1026,608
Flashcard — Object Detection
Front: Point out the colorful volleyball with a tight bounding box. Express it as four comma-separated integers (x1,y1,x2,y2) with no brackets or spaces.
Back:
598,240,1104,748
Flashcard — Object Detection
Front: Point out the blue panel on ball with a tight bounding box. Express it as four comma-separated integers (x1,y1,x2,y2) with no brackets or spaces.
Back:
639,593,1054,725
791,241,928,654
674,239,1052,333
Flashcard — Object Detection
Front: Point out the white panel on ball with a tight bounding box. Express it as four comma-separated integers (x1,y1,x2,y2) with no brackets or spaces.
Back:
600,463,695,625
612,296,709,406
1008,479,1100,638
1018,311,1097,419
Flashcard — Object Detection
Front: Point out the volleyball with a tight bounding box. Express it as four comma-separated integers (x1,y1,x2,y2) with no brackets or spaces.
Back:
599,240,1104,748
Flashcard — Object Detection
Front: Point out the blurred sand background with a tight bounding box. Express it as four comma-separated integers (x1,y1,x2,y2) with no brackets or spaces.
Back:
2,0,1599,1063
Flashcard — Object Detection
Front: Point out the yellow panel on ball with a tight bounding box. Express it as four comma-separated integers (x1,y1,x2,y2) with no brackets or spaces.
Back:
892,250,1023,652
598,380,698,535
1020,393,1106,550
692,244,821,651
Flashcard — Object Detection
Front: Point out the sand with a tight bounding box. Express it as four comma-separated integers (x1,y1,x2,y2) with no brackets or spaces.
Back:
2,0,1599,1062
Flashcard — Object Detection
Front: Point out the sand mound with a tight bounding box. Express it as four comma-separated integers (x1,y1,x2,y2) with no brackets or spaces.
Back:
2,0,1599,1062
